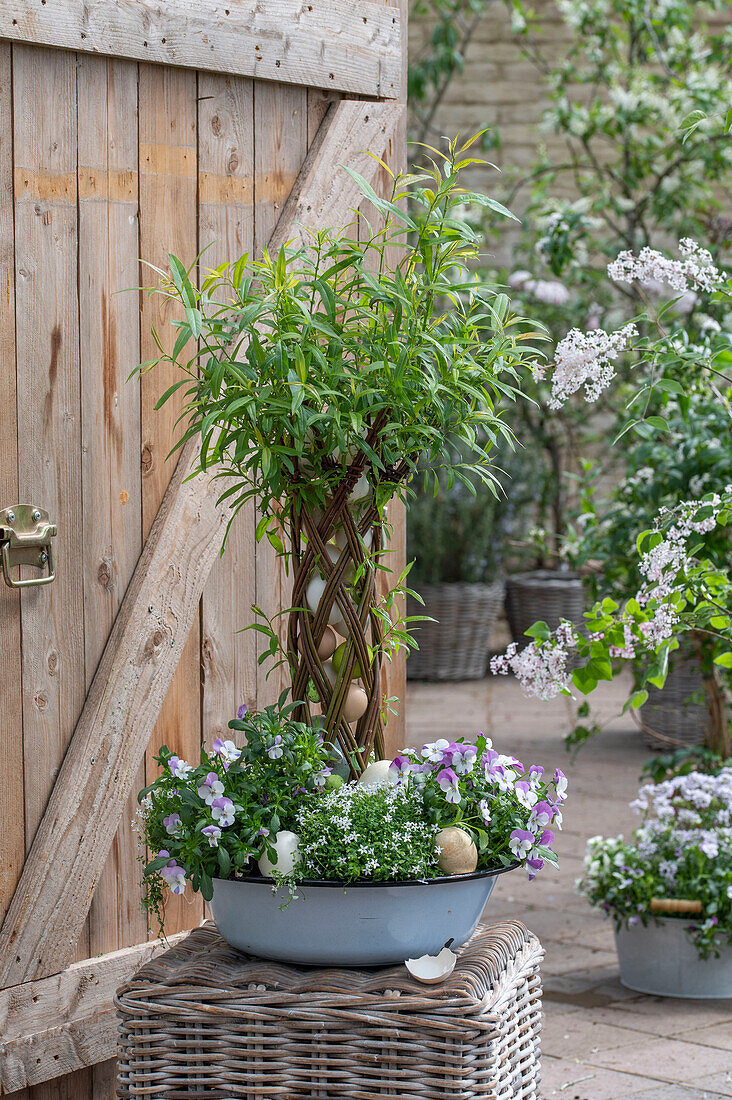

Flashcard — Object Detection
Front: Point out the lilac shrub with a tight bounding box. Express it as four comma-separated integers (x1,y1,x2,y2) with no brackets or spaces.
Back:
578,768,732,957
388,735,568,879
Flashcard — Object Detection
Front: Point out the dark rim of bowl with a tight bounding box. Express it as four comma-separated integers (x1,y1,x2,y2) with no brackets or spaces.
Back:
214,862,520,889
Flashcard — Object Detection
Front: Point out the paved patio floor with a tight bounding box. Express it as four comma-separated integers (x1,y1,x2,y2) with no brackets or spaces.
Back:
406,677,732,1100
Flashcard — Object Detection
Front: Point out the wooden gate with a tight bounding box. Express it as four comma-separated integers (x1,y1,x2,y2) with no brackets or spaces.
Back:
0,2,406,1094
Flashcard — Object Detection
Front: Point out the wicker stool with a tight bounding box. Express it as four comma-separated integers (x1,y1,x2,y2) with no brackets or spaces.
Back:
116,920,543,1099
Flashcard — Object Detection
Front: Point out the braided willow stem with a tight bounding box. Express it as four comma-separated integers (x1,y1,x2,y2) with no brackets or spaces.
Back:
284,414,413,776
287,495,384,776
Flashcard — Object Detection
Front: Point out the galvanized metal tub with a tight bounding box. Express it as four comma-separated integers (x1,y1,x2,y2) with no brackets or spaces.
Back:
210,866,517,966
615,917,732,999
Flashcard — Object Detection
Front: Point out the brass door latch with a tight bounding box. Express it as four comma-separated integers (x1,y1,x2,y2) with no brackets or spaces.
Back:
0,505,57,588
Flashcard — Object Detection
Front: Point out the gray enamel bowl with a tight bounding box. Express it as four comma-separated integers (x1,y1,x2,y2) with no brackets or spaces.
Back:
209,865,517,966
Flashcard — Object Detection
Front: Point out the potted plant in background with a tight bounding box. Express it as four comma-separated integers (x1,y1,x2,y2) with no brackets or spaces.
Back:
578,766,732,998
406,439,536,680
136,138,571,962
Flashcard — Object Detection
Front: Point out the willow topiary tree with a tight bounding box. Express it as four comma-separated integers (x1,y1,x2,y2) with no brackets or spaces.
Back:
141,135,539,775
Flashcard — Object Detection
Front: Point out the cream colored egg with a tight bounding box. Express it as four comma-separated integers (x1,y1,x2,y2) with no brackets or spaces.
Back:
357,759,394,786
316,625,338,661
297,623,338,661
435,827,478,876
343,683,369,723
258,830,300,878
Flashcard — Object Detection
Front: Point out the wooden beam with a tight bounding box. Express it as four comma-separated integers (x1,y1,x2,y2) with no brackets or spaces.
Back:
0,934,186,1093
0,0,401,99
269,100,404,252
0,99,404,989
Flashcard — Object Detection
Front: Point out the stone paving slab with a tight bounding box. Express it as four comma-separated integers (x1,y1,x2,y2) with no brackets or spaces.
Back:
406,676,732,1099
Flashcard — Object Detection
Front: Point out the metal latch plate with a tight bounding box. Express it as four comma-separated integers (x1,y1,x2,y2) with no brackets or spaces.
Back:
0,505,57,588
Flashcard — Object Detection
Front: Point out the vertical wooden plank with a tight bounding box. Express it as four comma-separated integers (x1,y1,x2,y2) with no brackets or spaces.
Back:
139,62,203,934
382,0,408,756
0,44,24,938
253,81,307,706
76,54,144,1096
198,74,257,737
13,41,91,1100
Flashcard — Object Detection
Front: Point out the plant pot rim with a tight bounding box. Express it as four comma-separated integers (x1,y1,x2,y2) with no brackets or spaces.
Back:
217,862,520,890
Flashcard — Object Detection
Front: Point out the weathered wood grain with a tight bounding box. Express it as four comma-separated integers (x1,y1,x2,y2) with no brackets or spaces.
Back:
0,439,229,988
0,0,402,99
0,42,23,931
198,72,258,737
253,80,309,707
139,63,204,936
0,95,404,996
268,99,404,253
76,55,145,1100
79,55,147,962
12,44,91,1100
0,934,186,1093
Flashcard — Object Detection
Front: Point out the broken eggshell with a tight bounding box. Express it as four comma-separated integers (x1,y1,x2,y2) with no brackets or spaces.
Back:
405,946,457,984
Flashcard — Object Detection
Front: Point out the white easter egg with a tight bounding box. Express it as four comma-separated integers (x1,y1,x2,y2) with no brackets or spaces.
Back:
357,759,396,787
258,830,300,878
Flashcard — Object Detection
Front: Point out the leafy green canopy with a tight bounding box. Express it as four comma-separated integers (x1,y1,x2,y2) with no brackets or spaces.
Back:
140,136,542,539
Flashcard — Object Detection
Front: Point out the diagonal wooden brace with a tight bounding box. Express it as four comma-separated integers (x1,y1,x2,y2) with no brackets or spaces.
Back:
0,98,403,989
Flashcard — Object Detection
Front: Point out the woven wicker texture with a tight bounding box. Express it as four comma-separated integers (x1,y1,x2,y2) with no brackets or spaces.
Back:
640,648,709,750
407,582,505,681
504,571,584,643
116,920,543,1099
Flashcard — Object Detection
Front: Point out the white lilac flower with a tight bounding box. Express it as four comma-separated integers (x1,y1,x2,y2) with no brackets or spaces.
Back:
554,769,568,802
523,277,571,306
490,621,579,700
168,755,193,779
608,239,724,294
540,323,638,410
211,796,236,827
267,735,284,760
201,824,221,847
197,771,225,806
211,738,242,768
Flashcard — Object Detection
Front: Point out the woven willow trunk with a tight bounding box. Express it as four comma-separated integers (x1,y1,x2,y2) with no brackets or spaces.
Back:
285,439,408,773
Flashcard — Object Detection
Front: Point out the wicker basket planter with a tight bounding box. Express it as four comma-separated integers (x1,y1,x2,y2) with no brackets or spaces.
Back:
505,569,585,643
116,920,544,1099
209,864,518,966
407,581,504,681
615,916,732,998
639,646,709,750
